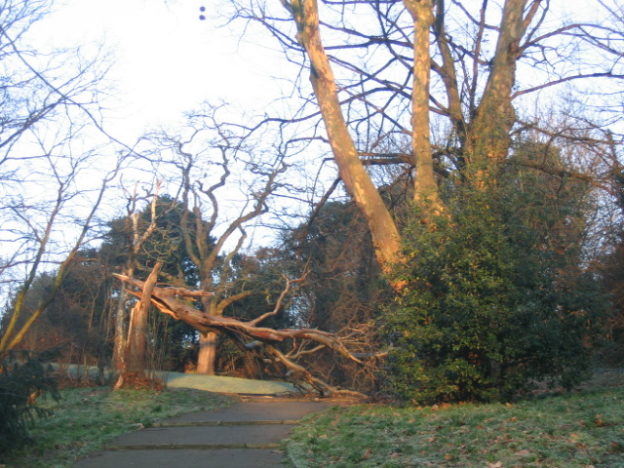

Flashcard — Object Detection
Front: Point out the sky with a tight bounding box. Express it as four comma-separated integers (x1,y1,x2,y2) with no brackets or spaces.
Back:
35,0,609,147
20,0,619,232
0,0,618,296
38,0,285,144
0,0,295,276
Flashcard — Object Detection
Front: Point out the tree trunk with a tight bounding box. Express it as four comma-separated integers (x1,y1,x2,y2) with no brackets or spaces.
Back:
196,331,218,375
126,262,161,371
290,0,403,275
196,294,218,374
465,0,529,166
432,0,465,146
114,263,162,389
403,0,441,212
112,281,129,373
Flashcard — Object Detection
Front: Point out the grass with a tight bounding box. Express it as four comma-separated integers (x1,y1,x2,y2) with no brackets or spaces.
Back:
2,387,234,468
286,376,624,467
49,363,297,395
163,371,296,394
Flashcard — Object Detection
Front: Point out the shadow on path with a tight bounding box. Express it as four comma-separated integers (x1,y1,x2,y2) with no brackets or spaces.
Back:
74,397,333,467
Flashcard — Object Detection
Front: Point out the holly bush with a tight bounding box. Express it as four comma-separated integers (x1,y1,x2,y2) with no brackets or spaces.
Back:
384,181,604,404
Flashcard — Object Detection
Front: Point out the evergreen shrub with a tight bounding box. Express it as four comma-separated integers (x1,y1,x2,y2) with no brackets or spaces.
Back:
385,182,603,404
0,350,59,453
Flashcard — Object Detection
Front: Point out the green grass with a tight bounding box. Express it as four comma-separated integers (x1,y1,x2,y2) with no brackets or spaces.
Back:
163,371,296,394
2,387,234,468
286,386,624,467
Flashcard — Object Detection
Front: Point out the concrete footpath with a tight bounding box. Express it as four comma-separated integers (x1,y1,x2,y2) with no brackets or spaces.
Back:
74,397,332,467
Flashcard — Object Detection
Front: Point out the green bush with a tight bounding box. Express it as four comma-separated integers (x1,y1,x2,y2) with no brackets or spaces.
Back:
384,181,604,404
0,350,59,453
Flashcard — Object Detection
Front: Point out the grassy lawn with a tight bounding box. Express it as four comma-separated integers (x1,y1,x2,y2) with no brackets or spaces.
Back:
2,387,234,468
286,377,624,467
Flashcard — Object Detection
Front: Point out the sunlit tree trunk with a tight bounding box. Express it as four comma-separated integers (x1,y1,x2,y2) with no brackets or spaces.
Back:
465,0,529,168
404,0,441,214
196,333,218,374
432,0,465,146
125,262,161,373
289,0,403,275
114,262,161,389
112,189,160,384
196,295,218,375
195,288,252,374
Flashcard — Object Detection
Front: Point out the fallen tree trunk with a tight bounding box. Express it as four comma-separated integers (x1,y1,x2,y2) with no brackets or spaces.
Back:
113,272,367,397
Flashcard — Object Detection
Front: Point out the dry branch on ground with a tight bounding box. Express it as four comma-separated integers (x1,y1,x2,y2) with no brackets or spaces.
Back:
114,272,367,398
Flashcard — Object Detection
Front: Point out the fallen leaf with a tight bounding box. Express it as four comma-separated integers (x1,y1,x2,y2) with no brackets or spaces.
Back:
594,415,606,427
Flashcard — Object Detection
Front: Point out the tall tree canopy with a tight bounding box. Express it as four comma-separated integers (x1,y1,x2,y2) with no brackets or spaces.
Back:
226,0,622,276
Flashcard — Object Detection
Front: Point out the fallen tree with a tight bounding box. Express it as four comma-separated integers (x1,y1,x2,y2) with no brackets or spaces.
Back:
113,269,371,397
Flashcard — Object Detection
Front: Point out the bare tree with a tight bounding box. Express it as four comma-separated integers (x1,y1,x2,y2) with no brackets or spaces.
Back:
223,0,624,280
115,268,366,396
152,105,288,374
110,182,169,387
0,0,134,359
0,143,124,359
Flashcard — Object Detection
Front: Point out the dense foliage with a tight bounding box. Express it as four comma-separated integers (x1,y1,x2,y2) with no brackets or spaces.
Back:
385,163,605,403
595,167,624,362
0,350,58,453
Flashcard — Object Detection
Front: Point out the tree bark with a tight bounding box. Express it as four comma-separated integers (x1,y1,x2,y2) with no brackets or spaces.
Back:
289,0,403,275
196,294,218,375
403,0,441,211
466,0,529,166
112,285,129,374
432,0,465,145
114,262,162,389
196,331,218,374
125,262,162,372
112,188,161,378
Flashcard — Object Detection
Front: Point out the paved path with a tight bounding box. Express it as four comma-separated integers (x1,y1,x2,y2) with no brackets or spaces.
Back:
74,397,332,467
